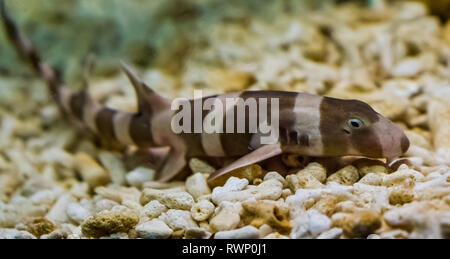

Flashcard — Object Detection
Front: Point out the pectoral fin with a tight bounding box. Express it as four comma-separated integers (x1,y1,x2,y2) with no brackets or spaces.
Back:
207,143,283,185
156,149,187,182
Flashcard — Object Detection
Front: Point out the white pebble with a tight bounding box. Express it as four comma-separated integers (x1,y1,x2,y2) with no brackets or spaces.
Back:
209,201,243,232
46,194,76,224
140,188,195,210
367,234,381,239
259,224,274,238
214,226,260,239
161,192,195,210
213,177,248,196
212,179,282,204
40,148,74,168
142,200,167,218
126,167,155,187
392,58,422,77
66,203,91,224
190,200,215,221
0,228,36,239
95,199,119,212
30,190,57,205
40,105,59,126
308,212,332,237
74,153,110,189
185,173,211,200
159,209,198,230
317,228,342,239
290,209,331,238
135,219,173,239
264,171,287,187
99,151,127,186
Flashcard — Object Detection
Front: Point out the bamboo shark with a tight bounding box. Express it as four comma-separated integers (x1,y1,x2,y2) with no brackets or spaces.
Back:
0,1,409,184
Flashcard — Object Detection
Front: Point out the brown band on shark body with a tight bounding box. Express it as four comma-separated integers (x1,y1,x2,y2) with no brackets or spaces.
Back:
95,108,118,144
221,132,253,156
299,133,309,147
175,97,213,157
289,131,298,145
267,91,298,138
69,91,88,121
129,113,154,147
401,135,410,154
324,97,380,123
319,97,351,156
320,96,383,156
278,128,288,145
182,132,205,157
179,102,206,157
218,92,253,156
220,91,258,156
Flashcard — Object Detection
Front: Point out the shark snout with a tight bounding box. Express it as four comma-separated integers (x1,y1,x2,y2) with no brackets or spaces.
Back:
376,117,409,160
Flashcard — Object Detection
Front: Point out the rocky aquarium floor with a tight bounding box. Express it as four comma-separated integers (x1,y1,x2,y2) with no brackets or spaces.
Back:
0,1,449,239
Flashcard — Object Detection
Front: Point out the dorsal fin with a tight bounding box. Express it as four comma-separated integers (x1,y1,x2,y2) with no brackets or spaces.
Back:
120,61,170,114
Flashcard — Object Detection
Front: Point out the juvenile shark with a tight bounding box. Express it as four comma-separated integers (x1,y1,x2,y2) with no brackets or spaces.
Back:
0,1,409,184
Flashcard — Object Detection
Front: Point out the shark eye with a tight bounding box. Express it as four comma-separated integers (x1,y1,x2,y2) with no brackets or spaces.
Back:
347,118,364,129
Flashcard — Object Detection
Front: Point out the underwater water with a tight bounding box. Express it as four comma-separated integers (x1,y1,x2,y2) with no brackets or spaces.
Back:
0,0,449,240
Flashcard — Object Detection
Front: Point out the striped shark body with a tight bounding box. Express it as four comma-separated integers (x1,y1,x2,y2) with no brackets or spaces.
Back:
0,1,410,184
